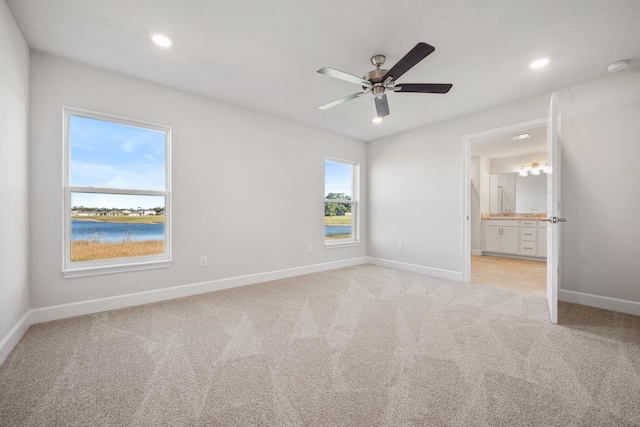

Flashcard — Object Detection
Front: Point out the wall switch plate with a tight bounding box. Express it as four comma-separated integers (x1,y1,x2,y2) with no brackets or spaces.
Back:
200,256,207,267
398,243,404,251
307,245,313,254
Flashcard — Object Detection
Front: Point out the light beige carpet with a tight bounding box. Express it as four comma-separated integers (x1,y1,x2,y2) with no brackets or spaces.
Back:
1,264,639,426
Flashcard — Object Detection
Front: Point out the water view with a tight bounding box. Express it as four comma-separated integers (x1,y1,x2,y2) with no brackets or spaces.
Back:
325,225,352,238
72,220,164,242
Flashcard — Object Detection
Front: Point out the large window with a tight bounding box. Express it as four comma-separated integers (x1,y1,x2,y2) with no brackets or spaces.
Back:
63,108,171,277
324,158,358,246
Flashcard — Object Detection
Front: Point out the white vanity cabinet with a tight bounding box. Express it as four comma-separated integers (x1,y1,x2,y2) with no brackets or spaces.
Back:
483,220,519,254
483,218,547,259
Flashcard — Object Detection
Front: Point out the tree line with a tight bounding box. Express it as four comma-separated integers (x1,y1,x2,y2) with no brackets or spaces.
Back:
72,206,164,213
325,193,352,216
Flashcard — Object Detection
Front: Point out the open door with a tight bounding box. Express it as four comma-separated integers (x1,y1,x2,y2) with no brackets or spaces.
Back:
544,92,563,324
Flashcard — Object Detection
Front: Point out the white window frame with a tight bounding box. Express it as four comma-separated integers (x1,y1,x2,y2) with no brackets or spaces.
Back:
324,157,359,248
62,107,172,277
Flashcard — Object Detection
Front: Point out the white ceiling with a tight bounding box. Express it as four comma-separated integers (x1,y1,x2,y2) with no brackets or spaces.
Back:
470,126,547,159
7,0,640,142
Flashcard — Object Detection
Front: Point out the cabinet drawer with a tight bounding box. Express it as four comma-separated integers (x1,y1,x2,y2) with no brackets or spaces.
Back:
485,220,518,227
520,242,537,256
520,228,537,241
520,220,537,227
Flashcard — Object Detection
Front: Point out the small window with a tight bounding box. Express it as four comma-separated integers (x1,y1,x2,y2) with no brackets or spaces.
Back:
325,158,359,246
63,108,171,277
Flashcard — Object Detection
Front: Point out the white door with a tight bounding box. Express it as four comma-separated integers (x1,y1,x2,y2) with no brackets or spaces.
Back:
544,92,563,324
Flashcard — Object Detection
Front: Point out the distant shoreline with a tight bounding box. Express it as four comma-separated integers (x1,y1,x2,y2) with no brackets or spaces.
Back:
72,216,164,225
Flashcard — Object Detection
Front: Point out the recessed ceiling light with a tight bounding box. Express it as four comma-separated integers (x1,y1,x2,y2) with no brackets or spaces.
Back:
530,58,549,69
152,34,172,48
372,117,383,124
511,133,530,140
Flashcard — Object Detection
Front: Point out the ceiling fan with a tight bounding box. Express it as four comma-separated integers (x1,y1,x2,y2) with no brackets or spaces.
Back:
317,42,452,119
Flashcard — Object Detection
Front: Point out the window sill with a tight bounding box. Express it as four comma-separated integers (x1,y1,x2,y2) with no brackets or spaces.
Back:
324,241,360,249
63,260,171,278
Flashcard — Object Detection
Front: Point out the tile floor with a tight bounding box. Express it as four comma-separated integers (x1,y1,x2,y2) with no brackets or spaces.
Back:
471,255,547,296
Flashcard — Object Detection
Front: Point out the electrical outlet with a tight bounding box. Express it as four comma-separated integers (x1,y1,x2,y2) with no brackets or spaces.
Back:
398,243,404,251
307,245,313,254
199,256,207,267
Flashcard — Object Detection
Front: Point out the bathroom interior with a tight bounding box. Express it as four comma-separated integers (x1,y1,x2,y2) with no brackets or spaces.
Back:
470,125,548,295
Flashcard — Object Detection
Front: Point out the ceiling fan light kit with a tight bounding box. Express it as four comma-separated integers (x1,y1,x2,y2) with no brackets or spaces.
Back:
317,42,452,120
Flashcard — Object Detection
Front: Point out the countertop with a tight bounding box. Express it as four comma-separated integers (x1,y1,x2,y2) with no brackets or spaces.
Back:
481,213,547,220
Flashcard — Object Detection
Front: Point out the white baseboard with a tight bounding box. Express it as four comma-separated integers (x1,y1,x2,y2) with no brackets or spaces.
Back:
559,289,640,317
367,257,462,282
0,311,32,366
471,249,483,257
29,257,369,325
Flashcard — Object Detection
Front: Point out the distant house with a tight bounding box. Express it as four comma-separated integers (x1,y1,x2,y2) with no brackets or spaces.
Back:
143,210,156,216
129,211,142,216
121,210,131,215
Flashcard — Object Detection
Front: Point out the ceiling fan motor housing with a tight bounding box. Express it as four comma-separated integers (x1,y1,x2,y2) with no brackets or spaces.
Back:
363,68,388,95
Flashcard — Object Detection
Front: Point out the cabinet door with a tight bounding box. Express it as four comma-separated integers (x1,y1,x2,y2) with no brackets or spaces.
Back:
538,227,547,257
501,227,519,254
484,227,501,252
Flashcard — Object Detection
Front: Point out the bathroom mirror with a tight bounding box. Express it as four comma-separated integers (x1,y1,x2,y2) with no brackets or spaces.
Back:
489,172,546,214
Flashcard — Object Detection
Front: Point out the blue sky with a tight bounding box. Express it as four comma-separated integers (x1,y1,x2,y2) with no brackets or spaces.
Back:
70,115,166,209
325,160,352,197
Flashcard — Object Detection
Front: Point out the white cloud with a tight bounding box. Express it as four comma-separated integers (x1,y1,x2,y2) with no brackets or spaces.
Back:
71,161,165,191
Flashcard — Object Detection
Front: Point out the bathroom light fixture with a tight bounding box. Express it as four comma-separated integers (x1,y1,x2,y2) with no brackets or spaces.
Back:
530,58,549,69
519,162,548,177
511,133,530,140
152,33,172,47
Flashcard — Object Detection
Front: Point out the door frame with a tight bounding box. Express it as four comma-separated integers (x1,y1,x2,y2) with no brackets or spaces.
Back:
462,117,548,284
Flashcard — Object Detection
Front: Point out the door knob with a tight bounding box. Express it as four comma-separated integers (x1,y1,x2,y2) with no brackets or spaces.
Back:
542,217,567,223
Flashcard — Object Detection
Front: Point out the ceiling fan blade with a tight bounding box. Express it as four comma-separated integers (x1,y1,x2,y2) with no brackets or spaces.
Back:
394,83,453,94
317,67,372,88
318,92,367,110
374,94,390,117
383,42,435,82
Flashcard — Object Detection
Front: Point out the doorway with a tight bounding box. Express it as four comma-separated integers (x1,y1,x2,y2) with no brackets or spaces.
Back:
463,119,548,295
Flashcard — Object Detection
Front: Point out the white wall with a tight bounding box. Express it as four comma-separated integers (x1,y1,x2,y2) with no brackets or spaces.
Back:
490,151,547,174
368,93,548,277
0,0,30,361
369,70,640,312
559,73,640,305
29,53,367,309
